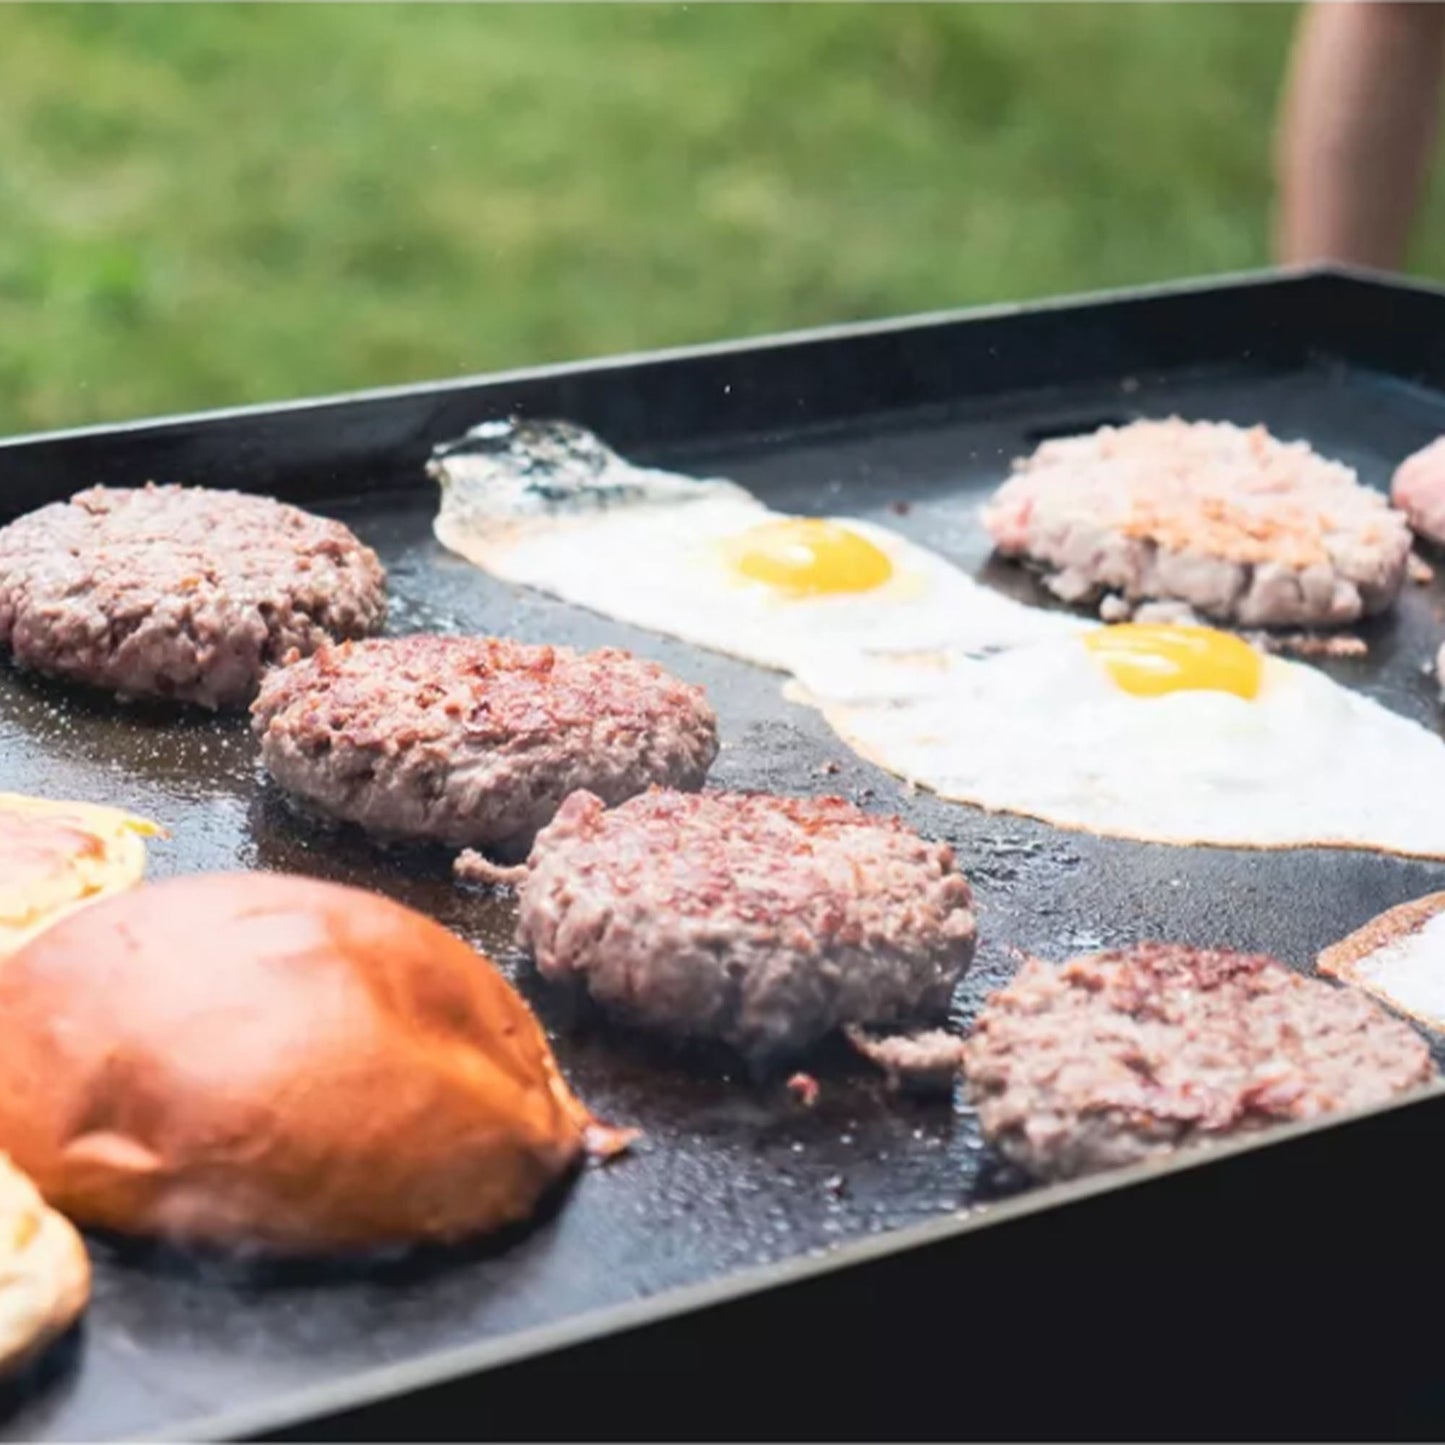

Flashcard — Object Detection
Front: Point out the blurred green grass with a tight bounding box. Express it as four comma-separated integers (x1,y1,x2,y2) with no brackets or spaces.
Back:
0,2,1428,434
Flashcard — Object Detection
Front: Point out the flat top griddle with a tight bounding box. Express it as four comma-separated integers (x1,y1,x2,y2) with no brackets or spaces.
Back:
3,269,1445,1441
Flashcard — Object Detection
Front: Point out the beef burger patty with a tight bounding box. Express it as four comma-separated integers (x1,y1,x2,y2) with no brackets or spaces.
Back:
983,418,1410,627
1391,436,1445,547
518,787,977,1062
252,635,718,853
0,484,386,708
962,943,1434,1182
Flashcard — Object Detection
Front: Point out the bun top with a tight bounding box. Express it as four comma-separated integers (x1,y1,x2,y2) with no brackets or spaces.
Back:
0,792,159,958
0,1153,89,1377
0,872,617,1253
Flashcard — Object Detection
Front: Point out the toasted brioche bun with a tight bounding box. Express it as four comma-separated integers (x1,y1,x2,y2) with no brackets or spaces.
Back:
1319,891,1445,1031
0,872,621,1253
0,1154,89,1378
0,792,160,959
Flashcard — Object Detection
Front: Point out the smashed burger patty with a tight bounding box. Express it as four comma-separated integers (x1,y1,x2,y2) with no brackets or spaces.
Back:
252,635,718,853
961,943,1434,1182
983,418,1411,627
518,788,977,1062
0,484,386,708
1391,436,1445,547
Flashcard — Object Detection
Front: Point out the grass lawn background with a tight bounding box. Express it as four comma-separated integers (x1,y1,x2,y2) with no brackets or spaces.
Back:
4,3,1442,435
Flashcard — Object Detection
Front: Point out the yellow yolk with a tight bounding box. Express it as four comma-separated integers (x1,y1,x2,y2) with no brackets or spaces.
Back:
1083,624,1263,700
724,519,894,596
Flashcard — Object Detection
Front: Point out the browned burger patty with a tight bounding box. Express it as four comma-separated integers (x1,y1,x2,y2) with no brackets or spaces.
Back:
961,944,1434,1182
517,788,977,1062
252,636,718,853
982,418,1411,627
0,484,386,708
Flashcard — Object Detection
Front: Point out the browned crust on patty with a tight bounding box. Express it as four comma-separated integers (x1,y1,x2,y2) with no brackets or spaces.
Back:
519,788,977,1060
961,943,1435,1182
252,636,718,852
0,484,386,708
1250,632,1368,660
843,1024,966,1095
453,849,528,889
257,635,707,749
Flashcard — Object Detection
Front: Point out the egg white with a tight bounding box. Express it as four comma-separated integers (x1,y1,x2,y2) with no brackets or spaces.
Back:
792,637,1445,858
433,431,1083,673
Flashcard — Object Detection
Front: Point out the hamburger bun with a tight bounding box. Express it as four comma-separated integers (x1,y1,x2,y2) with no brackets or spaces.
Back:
0,792,160,959
0,872,622,1253
1319,890,1445,1032
0,1154,89,1378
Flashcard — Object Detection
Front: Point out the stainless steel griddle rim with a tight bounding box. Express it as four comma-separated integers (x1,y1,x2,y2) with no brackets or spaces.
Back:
0,262,1424,461
157,1079,1445,1444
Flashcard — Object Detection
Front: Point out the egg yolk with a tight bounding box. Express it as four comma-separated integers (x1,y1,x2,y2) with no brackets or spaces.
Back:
1083,624,1263,700
724,518,894,596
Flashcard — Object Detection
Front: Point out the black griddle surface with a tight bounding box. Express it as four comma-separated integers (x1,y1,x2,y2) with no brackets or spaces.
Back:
4,350,1445,1440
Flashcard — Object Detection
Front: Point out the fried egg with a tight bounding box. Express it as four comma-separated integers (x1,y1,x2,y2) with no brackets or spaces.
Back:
430,419,1083,672
0,793,161,958
431,420,1445,859
792,623,1445,857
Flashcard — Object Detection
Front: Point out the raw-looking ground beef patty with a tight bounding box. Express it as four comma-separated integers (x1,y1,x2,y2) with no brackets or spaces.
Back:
1391,436,1445,547
0,484,386,708
961,944,1434,1182
517,788,977,1062
252,636,718,853
983,418,1411,627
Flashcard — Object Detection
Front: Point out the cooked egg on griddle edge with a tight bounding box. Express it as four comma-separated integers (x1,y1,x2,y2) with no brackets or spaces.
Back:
430,417,1445,860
